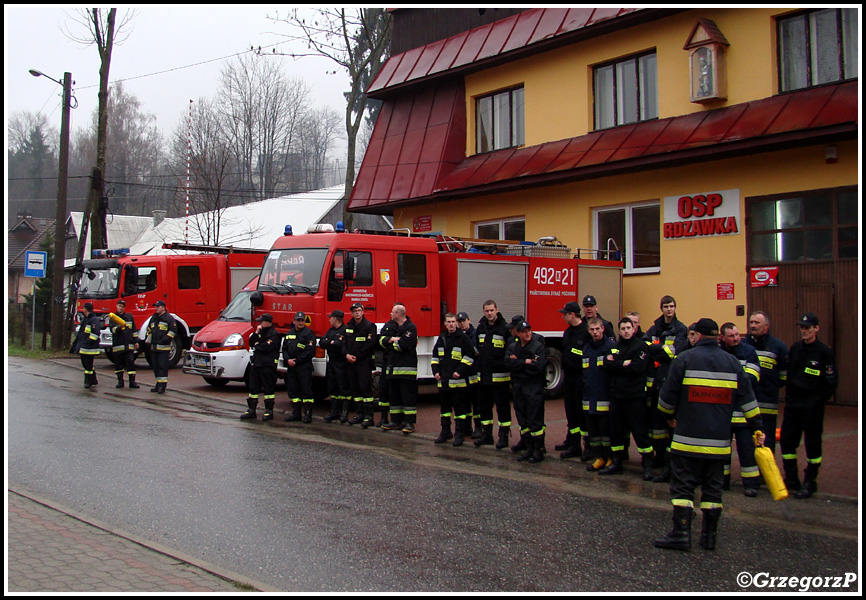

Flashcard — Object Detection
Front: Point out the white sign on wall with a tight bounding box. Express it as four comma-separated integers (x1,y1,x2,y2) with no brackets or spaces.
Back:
663,188,740,239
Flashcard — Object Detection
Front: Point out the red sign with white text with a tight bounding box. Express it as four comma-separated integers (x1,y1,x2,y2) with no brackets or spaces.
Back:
750,267,779,287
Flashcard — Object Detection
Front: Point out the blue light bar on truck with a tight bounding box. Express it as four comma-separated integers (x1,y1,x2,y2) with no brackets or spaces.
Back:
92,248,130,258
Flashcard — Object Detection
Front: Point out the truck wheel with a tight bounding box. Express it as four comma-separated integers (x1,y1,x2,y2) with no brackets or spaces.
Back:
204,377,230,388
167,337,183,369
544,347,564,400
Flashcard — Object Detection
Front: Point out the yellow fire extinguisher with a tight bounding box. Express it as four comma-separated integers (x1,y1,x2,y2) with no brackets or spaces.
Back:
754,431,788,501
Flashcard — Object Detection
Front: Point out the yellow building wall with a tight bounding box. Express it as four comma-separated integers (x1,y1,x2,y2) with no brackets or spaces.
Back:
394,140,857,331
465,7,796,154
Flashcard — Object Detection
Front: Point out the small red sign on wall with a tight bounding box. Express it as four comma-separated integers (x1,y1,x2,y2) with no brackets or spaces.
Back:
413,215,432,232
716,283,735,300
750,266,779,287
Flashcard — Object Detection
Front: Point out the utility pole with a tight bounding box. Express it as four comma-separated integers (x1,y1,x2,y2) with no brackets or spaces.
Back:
30,69,73,351
53,72,73,350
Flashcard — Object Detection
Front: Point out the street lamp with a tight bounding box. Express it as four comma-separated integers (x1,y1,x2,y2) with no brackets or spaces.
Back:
30,68,73,351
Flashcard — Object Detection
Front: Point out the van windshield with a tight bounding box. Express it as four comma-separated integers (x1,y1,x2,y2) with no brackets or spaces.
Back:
220,291,254,321
258,248,327,295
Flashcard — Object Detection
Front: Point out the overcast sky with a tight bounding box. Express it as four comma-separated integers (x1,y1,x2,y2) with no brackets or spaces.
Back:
4,6,352,142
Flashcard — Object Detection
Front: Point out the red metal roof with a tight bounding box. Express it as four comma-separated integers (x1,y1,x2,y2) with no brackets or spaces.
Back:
368,8,645,96
348,81,857,214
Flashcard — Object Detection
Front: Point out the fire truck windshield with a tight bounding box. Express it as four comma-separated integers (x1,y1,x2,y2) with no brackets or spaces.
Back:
258,248,327,295
78,266,120,299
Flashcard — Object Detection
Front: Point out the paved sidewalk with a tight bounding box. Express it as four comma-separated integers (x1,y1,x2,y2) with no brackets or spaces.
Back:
6,490,258,593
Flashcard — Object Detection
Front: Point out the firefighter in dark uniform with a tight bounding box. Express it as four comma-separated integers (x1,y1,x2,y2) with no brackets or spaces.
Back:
241,313,281,421
110,300,139,388
602,317,653,478
644,295,690,482
376,316,398,428
344,303,377,426
654,318,764,552
320,310,350,423
431,313,476,445
73,302,103,388
283,311,317,423
556,301,589,459
582,317,616,471
146,300,177,394
456,312,482,442
743,310,788,455
581,295,615,340
719,322,763,496
780,312,837,500
380,303,419,434
476,301,513,449
505,321,548,464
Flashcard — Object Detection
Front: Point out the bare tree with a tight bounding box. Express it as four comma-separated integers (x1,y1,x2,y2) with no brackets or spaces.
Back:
265,8,392,227
64,7,136,250
170,98,244,245
297,106,343,190
72,82,165,216
217,54,311,201
7,111,59,218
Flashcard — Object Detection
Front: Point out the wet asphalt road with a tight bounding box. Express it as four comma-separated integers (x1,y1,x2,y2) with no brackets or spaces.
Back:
6,357,860,592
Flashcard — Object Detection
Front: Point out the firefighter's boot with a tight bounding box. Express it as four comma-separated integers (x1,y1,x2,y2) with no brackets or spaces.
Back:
642,453,655,481
340,399,351,423
471,417,482,440
511,432,530,454
285,403,302,422
495,427,510,450
348,402,366,425
527,434,545,464
599,455,623,475
434,418,453,444
302,403,313,424
128,374,140,389
452,419,467,447
474,424,494,447
360,404,376,428
783,459,802,492
240,398,258,420
323,397,340,423
795,464,819,499
654,506,693,551
263,399,275,421
116,373,125,388
699,508,722,550
653,453,672,483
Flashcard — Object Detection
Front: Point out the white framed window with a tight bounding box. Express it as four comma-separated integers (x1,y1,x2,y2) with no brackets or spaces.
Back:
778,8,858,92
476,86,525,154
475,218,525,242
594,51,658,130
593,202,660,274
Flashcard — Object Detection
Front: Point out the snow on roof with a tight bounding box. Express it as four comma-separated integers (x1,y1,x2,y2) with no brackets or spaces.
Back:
67,185,345,264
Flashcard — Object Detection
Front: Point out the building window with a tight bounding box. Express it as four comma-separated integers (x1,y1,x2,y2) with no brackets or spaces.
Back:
475,218,525,242
594,202,660,274
748,187,858,263
594,52,658,130
778,8,858,92
476,86,524,154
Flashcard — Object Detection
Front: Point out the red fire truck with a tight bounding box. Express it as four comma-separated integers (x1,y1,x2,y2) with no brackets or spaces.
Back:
75,243,266,368
251,225,622,397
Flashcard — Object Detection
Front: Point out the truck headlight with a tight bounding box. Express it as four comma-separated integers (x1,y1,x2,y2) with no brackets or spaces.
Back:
223,333,244,348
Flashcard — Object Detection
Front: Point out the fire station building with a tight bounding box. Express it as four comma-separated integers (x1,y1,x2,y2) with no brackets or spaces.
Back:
348,8,859,404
